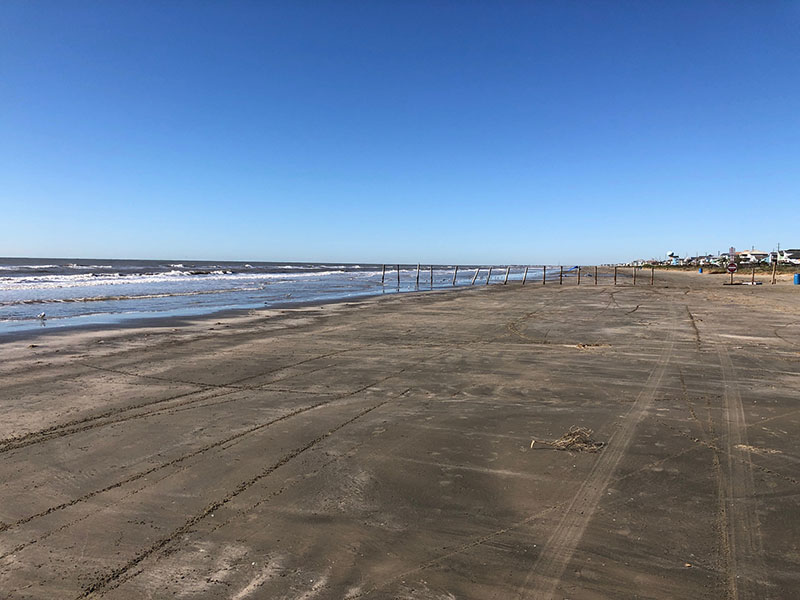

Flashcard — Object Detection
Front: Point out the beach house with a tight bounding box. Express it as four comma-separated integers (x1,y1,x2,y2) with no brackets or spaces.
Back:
778,249,800,265
739,250,769,263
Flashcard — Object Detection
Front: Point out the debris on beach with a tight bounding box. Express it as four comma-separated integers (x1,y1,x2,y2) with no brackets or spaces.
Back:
530,426,604,453
735,443,781,455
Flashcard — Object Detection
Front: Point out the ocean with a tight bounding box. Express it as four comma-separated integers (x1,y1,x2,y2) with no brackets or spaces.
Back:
0,258,542,335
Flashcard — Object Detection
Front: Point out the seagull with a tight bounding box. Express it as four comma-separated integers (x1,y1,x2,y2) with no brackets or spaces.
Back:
37,312,46,320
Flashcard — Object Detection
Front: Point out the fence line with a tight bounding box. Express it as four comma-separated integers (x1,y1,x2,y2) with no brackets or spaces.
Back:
378,265,655,288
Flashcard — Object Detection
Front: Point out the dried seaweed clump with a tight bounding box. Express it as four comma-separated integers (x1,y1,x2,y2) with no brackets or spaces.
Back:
530,426,604,453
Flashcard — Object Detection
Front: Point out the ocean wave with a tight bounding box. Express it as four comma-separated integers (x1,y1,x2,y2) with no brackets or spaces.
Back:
0,264,60,271
66,264,117,270
0,269,383,291
0,286,265,307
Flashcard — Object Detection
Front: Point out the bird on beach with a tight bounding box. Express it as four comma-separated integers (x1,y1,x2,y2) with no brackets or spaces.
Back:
37,312,46,320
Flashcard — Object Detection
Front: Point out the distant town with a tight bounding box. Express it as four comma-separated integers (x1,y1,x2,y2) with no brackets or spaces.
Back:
630,247,800,267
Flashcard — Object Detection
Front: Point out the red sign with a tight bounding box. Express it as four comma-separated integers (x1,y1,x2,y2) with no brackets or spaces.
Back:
727,262,738,273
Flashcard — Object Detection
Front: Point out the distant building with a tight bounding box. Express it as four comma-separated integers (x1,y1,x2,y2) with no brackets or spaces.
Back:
739,250,769,263
778,249,800,265
630,247,799,266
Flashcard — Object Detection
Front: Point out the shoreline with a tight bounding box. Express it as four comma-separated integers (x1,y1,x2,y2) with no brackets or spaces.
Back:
0,283,489,373
0,283,469,344
3,265,796,351
5,263,795,343
0,267,580,344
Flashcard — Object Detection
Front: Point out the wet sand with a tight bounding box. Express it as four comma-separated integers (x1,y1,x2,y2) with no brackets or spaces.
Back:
1,270,799,599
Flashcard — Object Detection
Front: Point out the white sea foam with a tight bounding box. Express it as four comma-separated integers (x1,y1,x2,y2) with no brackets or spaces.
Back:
0,264,60,271
69,264,115,269
0,285,265,306
0,269,383,292
0,260,471,333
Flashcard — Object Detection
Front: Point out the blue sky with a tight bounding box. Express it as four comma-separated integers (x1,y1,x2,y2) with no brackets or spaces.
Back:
2,1,798,264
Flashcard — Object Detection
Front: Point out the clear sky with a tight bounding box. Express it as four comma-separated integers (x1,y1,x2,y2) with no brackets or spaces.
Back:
1,2,798,265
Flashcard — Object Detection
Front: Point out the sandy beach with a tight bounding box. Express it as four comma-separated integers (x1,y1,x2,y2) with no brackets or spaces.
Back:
1,270,799,599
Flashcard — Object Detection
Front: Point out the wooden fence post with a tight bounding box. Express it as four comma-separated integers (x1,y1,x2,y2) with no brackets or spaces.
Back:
430,265,434,288
633,267,636,286
614,266,617,286
542,265,547,285
651,266,655,285
594,265,598,285
486,267,493,285
416,263,420,287
559,266,563,285
577,267,581,285
471,268,480,285
522,266,529,285
752,266,755,284
397,264,400,287
504,266,510,284
381,264,386,285
452,266,458,285
772,259,778,284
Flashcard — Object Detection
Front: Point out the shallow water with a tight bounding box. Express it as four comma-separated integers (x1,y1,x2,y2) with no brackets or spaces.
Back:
0,258,541,335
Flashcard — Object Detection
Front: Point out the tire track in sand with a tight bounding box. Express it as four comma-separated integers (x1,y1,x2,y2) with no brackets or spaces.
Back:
0,362,404,544
74,392,399,599
716,341,767,599
0,346,365,455
0,396,331,541
517,305,677,600
71,343,462,598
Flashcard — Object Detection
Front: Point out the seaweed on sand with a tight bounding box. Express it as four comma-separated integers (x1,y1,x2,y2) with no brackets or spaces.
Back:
530,426,604,453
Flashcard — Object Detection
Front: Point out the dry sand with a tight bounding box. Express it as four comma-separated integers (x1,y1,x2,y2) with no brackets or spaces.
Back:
1,270,799,599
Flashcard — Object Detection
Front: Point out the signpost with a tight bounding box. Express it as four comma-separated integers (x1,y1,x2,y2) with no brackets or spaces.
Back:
727,261,737,284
